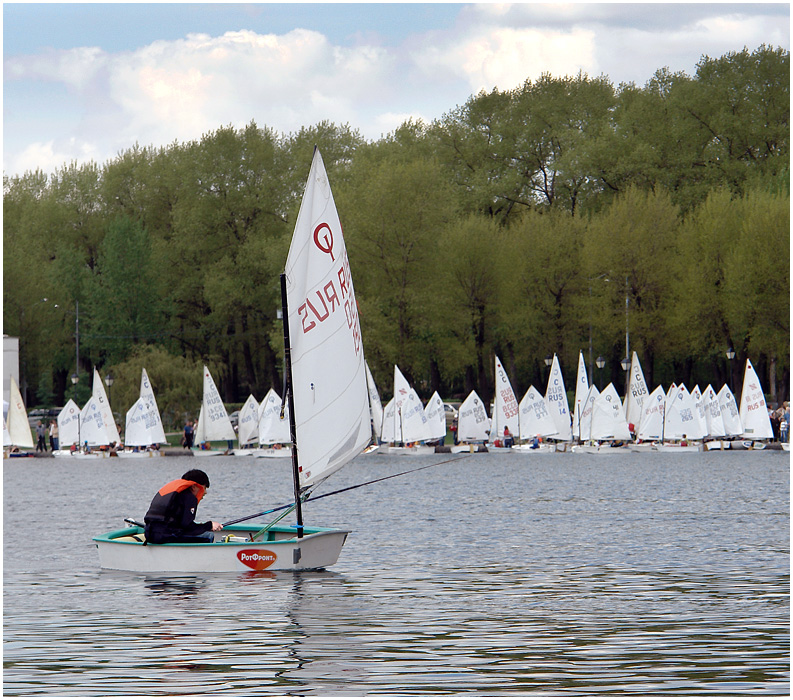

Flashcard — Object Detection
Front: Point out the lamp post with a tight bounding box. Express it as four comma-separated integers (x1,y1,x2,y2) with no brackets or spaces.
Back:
621,356,631,400
587,273,610,379
596,356,605,390
624,276,630,364
105,371,114,405
726,347,735,389
544,354,553,387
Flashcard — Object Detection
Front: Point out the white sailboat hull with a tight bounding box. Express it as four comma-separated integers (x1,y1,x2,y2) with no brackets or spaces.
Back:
377,444,436,456
511,444,556,453
571,444,630,454
116,449,163,459
94,524,350,573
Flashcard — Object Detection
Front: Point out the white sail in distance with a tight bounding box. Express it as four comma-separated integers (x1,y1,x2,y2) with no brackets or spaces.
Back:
492,356,520,439
365,362,384,441
258,389,291,445
237,394,260,446
637,385,666,441
457,390,490,442
739,359,773,439
624,351,649,430
138,368,167,444
424,391,447,442
284,149,371,488
380,398,396,443
545,354,572,441
80,396,112,447
518,385,558,440
572,351,589,440
92,369,121,445
717,385,743,437
6,376,34,448
664,385,703,440
57,399,81,447
195,366,236,443
590,383,631,441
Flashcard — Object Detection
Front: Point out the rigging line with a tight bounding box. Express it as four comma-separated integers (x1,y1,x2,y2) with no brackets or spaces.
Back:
221,452,473,527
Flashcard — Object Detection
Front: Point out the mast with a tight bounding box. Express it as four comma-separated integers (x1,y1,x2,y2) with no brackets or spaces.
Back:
280,272,304,539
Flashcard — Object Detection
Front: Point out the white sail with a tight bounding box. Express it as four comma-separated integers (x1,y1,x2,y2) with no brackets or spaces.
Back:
284,148,371,487
637,385,666,441
624,351,649,431
58,399,81,447
703,384,726,438
544,354,572,441
691,385,709,438
572,351,589,440
80,396,112,447
457,390,490,442
717,384,743,437
237,394,260,446
392,365,431,444
424,392,447,442
258,389,291,445
92,368,121,445
124,398,154,447
492,356,520,439
518,385,558,440
195,366,236,443
739,359,773,439
578,385,599,441
3,415,10,447
365,362,384,441
138,368,167,444
380,398,396,443
6,376,34,448
664,384,703,440
590,383,631,441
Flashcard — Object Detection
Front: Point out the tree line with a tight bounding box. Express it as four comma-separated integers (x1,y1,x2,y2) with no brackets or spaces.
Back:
4,46,789,427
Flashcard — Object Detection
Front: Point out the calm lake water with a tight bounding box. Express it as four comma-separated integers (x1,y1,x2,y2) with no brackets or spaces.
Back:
4,450,789,695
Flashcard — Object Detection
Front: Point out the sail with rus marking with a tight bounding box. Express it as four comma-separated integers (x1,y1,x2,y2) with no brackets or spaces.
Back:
590,383,631,441
284,149,371,488
236,395,260,446
518,385,558,440
492,356,519,439
57,399,81,447
717,385,743,437
637,385,665,441
457,390,490,442
739,359,773,439
665,384,703,440
138,368,167,444
624,351,649,431
424,392,447,442
393,365,431,443
545,354,572,441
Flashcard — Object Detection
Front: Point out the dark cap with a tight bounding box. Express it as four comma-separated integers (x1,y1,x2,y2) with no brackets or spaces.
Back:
182,469,210,488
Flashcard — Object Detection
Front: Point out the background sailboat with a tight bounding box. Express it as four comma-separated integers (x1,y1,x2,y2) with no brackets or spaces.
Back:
424,391,447,446
232,394,260,456
515,385,557,452
92,369,121,446
453,390,490,451
490,355,519,447
623,351,649,433
5,376,34,451
739,359,774,442
545,354,572,443
193,365,236,456
572,351,589,441
255,388,291,458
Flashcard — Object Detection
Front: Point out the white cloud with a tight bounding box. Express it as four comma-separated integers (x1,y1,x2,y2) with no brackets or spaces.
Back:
2,5,788,177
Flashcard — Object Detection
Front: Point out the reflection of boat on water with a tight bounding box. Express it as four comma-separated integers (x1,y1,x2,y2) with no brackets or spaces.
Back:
94,149,370,572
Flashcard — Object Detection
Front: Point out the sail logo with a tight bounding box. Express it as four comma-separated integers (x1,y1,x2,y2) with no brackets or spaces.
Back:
237,549,277,570
314,223,335,261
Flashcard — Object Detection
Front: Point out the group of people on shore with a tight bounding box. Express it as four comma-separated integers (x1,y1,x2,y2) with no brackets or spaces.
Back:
34,420,58,452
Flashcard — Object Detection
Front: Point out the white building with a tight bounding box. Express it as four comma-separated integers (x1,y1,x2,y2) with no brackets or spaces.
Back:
4,335,20,406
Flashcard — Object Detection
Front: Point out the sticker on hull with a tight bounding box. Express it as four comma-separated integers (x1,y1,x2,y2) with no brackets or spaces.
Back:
237,549,277,570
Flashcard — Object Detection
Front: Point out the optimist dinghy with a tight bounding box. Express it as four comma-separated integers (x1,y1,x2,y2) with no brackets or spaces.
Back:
94,148,372,573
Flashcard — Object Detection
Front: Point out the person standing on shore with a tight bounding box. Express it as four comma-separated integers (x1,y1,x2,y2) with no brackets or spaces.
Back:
183,419,194,449
35,421,47,452
48,420,59,451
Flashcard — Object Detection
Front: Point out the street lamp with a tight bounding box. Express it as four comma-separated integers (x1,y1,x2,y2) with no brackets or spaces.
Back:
726,347,735,360
596,355,605,390
726,347,736,388
56,301,80,384
543,354,553,389
621,356,630,399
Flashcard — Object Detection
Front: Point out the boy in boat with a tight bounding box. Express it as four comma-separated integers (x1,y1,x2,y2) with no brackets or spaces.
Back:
144,469,223,544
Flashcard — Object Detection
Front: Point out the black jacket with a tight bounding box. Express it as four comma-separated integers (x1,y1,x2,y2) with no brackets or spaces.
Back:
144,481,212,544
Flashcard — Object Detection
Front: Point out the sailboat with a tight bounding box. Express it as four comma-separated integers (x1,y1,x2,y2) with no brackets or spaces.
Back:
488,356,519,450
702,384,729,450
78,395,113,456
365,361,384,446
633,385,665,448
95,148,369,571
4,376,34,455
717,384,743,440
231,394,260,457
572,383,630,453
93,369,121,447
254,388,292,458
738,359,773,447
545,354,572,446
514,385,557,452
192,366,236,456
690,386,710,441
659,384,702,451
119,368,167,457
623,351,649,435
452,390,490,452
572,351,589,442
424,391,447,446
381,365,434,454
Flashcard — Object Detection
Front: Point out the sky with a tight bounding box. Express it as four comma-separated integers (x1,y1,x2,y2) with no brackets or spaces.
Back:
3,2,790,178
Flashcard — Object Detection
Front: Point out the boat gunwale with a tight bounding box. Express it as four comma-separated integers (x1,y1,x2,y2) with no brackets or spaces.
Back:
92,524,351,546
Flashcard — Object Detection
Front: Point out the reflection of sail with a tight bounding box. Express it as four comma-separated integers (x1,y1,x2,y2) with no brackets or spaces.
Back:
279,570,365,687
